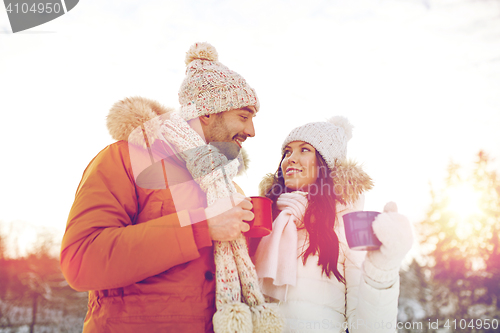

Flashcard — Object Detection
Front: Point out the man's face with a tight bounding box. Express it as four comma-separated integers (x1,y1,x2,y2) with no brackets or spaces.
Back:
204,107,256,148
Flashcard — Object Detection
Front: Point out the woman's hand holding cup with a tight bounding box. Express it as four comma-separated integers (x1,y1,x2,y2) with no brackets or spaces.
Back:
363,202,414,287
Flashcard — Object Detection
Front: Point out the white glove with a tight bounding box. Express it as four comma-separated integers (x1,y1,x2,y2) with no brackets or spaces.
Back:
363,202,413,288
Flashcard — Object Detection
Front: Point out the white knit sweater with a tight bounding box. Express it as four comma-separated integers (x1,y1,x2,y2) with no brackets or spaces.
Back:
277,197,400,333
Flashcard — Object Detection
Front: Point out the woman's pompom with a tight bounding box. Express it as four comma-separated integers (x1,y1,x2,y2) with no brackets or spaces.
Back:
185,42,219,65
327,116,353,141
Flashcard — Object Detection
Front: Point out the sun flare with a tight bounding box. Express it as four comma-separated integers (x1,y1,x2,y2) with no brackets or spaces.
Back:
446,183,481,217
445,183,482,239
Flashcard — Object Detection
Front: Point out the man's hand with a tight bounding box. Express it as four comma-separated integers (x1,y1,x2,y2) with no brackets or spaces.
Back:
205,194,254,241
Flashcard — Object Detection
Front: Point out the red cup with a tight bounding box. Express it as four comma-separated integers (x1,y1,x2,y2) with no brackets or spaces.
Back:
244,196,273,238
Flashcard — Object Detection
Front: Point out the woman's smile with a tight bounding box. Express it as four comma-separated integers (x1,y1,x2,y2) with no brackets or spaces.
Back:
281,141,318,191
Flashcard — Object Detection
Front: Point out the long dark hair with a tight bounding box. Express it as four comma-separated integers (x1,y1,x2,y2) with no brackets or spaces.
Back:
265,151,345,284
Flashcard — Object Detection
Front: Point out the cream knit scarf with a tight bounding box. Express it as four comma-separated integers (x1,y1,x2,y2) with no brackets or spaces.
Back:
159,112,283,333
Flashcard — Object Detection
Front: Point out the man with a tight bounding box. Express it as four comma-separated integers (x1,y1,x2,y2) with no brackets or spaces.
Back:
60,42,259,332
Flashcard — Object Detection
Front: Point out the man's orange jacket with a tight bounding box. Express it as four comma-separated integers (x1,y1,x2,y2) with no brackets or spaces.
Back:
61,97,248,332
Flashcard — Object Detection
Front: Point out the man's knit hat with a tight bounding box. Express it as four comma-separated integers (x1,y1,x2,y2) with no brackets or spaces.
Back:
178,42,260,121
281,116,353,170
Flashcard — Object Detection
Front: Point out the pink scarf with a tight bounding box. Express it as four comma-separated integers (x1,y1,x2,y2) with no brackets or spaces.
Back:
254,192,308,301
254,192,363,302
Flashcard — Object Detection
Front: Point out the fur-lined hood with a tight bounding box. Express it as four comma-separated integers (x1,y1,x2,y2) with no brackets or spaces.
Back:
106,96,249,172
258,159,373,204
107,96,175,147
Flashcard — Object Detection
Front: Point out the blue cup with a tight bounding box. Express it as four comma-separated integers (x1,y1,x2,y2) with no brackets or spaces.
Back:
343,211,382,251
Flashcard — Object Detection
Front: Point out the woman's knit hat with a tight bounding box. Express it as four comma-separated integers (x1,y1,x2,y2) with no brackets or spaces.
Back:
178,42,260,120
281,116,353,170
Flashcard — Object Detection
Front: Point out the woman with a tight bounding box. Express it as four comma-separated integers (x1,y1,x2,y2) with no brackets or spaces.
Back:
253,116,413,333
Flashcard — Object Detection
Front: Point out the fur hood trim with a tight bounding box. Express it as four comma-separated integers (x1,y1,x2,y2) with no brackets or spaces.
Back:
258,159,373,204
106,96,250,173
107,96,175,147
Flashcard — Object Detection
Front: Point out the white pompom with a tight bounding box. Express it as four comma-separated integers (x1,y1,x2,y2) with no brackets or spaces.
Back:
213,303,252,333
251,304,284,333
327,116,353,141
185,42,219,65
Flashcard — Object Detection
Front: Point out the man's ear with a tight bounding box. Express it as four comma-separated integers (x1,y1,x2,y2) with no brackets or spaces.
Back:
199,114,211,126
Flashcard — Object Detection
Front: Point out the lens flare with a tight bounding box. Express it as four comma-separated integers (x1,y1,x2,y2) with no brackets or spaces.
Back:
445,183,482,240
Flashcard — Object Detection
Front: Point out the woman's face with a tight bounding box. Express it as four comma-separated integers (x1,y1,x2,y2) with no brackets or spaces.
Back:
281,141,318,191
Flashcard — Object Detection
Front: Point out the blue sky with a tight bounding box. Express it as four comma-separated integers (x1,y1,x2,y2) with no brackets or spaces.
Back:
1,0,499,256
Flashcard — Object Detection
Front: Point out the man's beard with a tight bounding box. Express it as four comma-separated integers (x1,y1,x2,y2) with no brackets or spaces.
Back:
206,113,232,143
206,114,241,160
